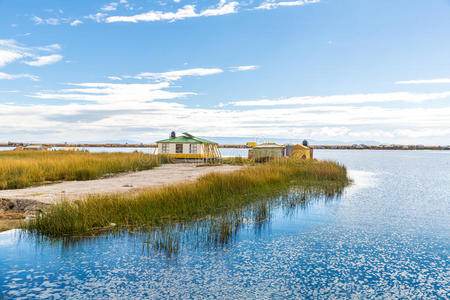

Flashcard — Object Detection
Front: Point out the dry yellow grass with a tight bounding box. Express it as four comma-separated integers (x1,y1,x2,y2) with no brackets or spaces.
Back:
0,151,169,190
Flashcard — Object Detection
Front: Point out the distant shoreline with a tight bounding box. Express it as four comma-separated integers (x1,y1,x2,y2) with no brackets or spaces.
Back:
1,143,449,151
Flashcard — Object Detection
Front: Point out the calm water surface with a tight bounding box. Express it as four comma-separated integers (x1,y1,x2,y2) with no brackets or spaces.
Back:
0,150,449,298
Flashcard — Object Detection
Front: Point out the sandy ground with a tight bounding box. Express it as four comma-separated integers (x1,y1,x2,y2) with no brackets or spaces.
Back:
0,164,243,205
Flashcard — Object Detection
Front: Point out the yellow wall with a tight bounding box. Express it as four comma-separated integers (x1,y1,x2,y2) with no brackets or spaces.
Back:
292,148,313,160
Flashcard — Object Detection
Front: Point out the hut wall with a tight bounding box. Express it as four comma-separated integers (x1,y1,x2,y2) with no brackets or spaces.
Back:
292,148,312,159
158,143,206,155
158,143,178,154
182,144,189,154
253,148,283,159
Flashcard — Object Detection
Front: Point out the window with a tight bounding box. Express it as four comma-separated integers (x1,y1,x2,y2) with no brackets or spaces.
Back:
189,144,198,154
161,144,169,153
176,144,183,154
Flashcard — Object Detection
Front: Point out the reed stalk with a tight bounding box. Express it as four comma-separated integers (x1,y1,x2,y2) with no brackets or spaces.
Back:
25,159,349,236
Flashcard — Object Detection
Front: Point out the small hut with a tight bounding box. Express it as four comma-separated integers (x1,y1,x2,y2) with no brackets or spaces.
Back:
23,145,45,151
60,147,79,152
248,141,313,162
289,144,313,160
248,143,284,162
156,132,221,160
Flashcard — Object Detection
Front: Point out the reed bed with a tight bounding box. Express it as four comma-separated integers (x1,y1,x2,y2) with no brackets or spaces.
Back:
26,159,349,236
221,156,254,165
0,151,169,190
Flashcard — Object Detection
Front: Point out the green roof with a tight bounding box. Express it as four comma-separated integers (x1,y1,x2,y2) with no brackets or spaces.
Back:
156,135,217,144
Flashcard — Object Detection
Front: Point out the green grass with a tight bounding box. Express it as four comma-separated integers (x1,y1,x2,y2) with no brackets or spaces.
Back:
25,159,349,237
0,151,170,190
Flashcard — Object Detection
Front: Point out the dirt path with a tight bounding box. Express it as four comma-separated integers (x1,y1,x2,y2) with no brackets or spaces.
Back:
0,164,243,205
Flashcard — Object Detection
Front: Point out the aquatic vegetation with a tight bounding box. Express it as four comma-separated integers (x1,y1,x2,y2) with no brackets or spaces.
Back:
221,156,254,165
0,151,170,190
142,189,340,255
0,219,22,232
26,159,349,237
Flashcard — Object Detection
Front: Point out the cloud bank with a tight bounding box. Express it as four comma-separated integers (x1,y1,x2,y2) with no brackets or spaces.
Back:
226,91,450,106
2,72,446,144
106,1,239,23
395,78,450,85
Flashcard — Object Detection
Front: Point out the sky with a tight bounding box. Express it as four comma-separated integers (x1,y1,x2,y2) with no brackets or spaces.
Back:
1,0,450,145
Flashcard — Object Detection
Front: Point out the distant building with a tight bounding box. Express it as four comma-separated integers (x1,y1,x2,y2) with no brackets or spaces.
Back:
289,144,313,160
23,145,45,151
59,147,78,152
248,142,313,162
156,132,221,160
249,144,284,162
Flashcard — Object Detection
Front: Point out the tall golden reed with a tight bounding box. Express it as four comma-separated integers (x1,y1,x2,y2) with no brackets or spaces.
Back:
26,159,349,236
0,151,167,190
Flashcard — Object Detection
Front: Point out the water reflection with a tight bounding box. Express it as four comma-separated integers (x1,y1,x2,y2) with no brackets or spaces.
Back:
21,184,344,257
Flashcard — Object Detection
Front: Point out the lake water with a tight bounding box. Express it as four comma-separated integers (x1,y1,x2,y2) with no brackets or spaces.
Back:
0,150,449,298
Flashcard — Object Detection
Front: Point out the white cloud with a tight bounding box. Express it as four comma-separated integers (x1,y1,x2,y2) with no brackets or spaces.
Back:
45,18,60,25
134,68,224,81
125,66,257,81
32,13,85,26
395,78,450,85
200,1,238,16
70,20,83,26
32,16,60,25
256,0,320,10
0,50,23,67
101,2,119,11
105,1,238,23
85,13,108,23
32,16,44,24
391,128,450,138
23,54,63,67
106,5,197,23
0,39,62,72
0,72,39,81
30,82,196,104
35,43,61,52
107,76,122,81
229,65,259,72
227,91,450,106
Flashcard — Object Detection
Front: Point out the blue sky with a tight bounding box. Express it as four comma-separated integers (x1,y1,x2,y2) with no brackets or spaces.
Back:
1,0,450,144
